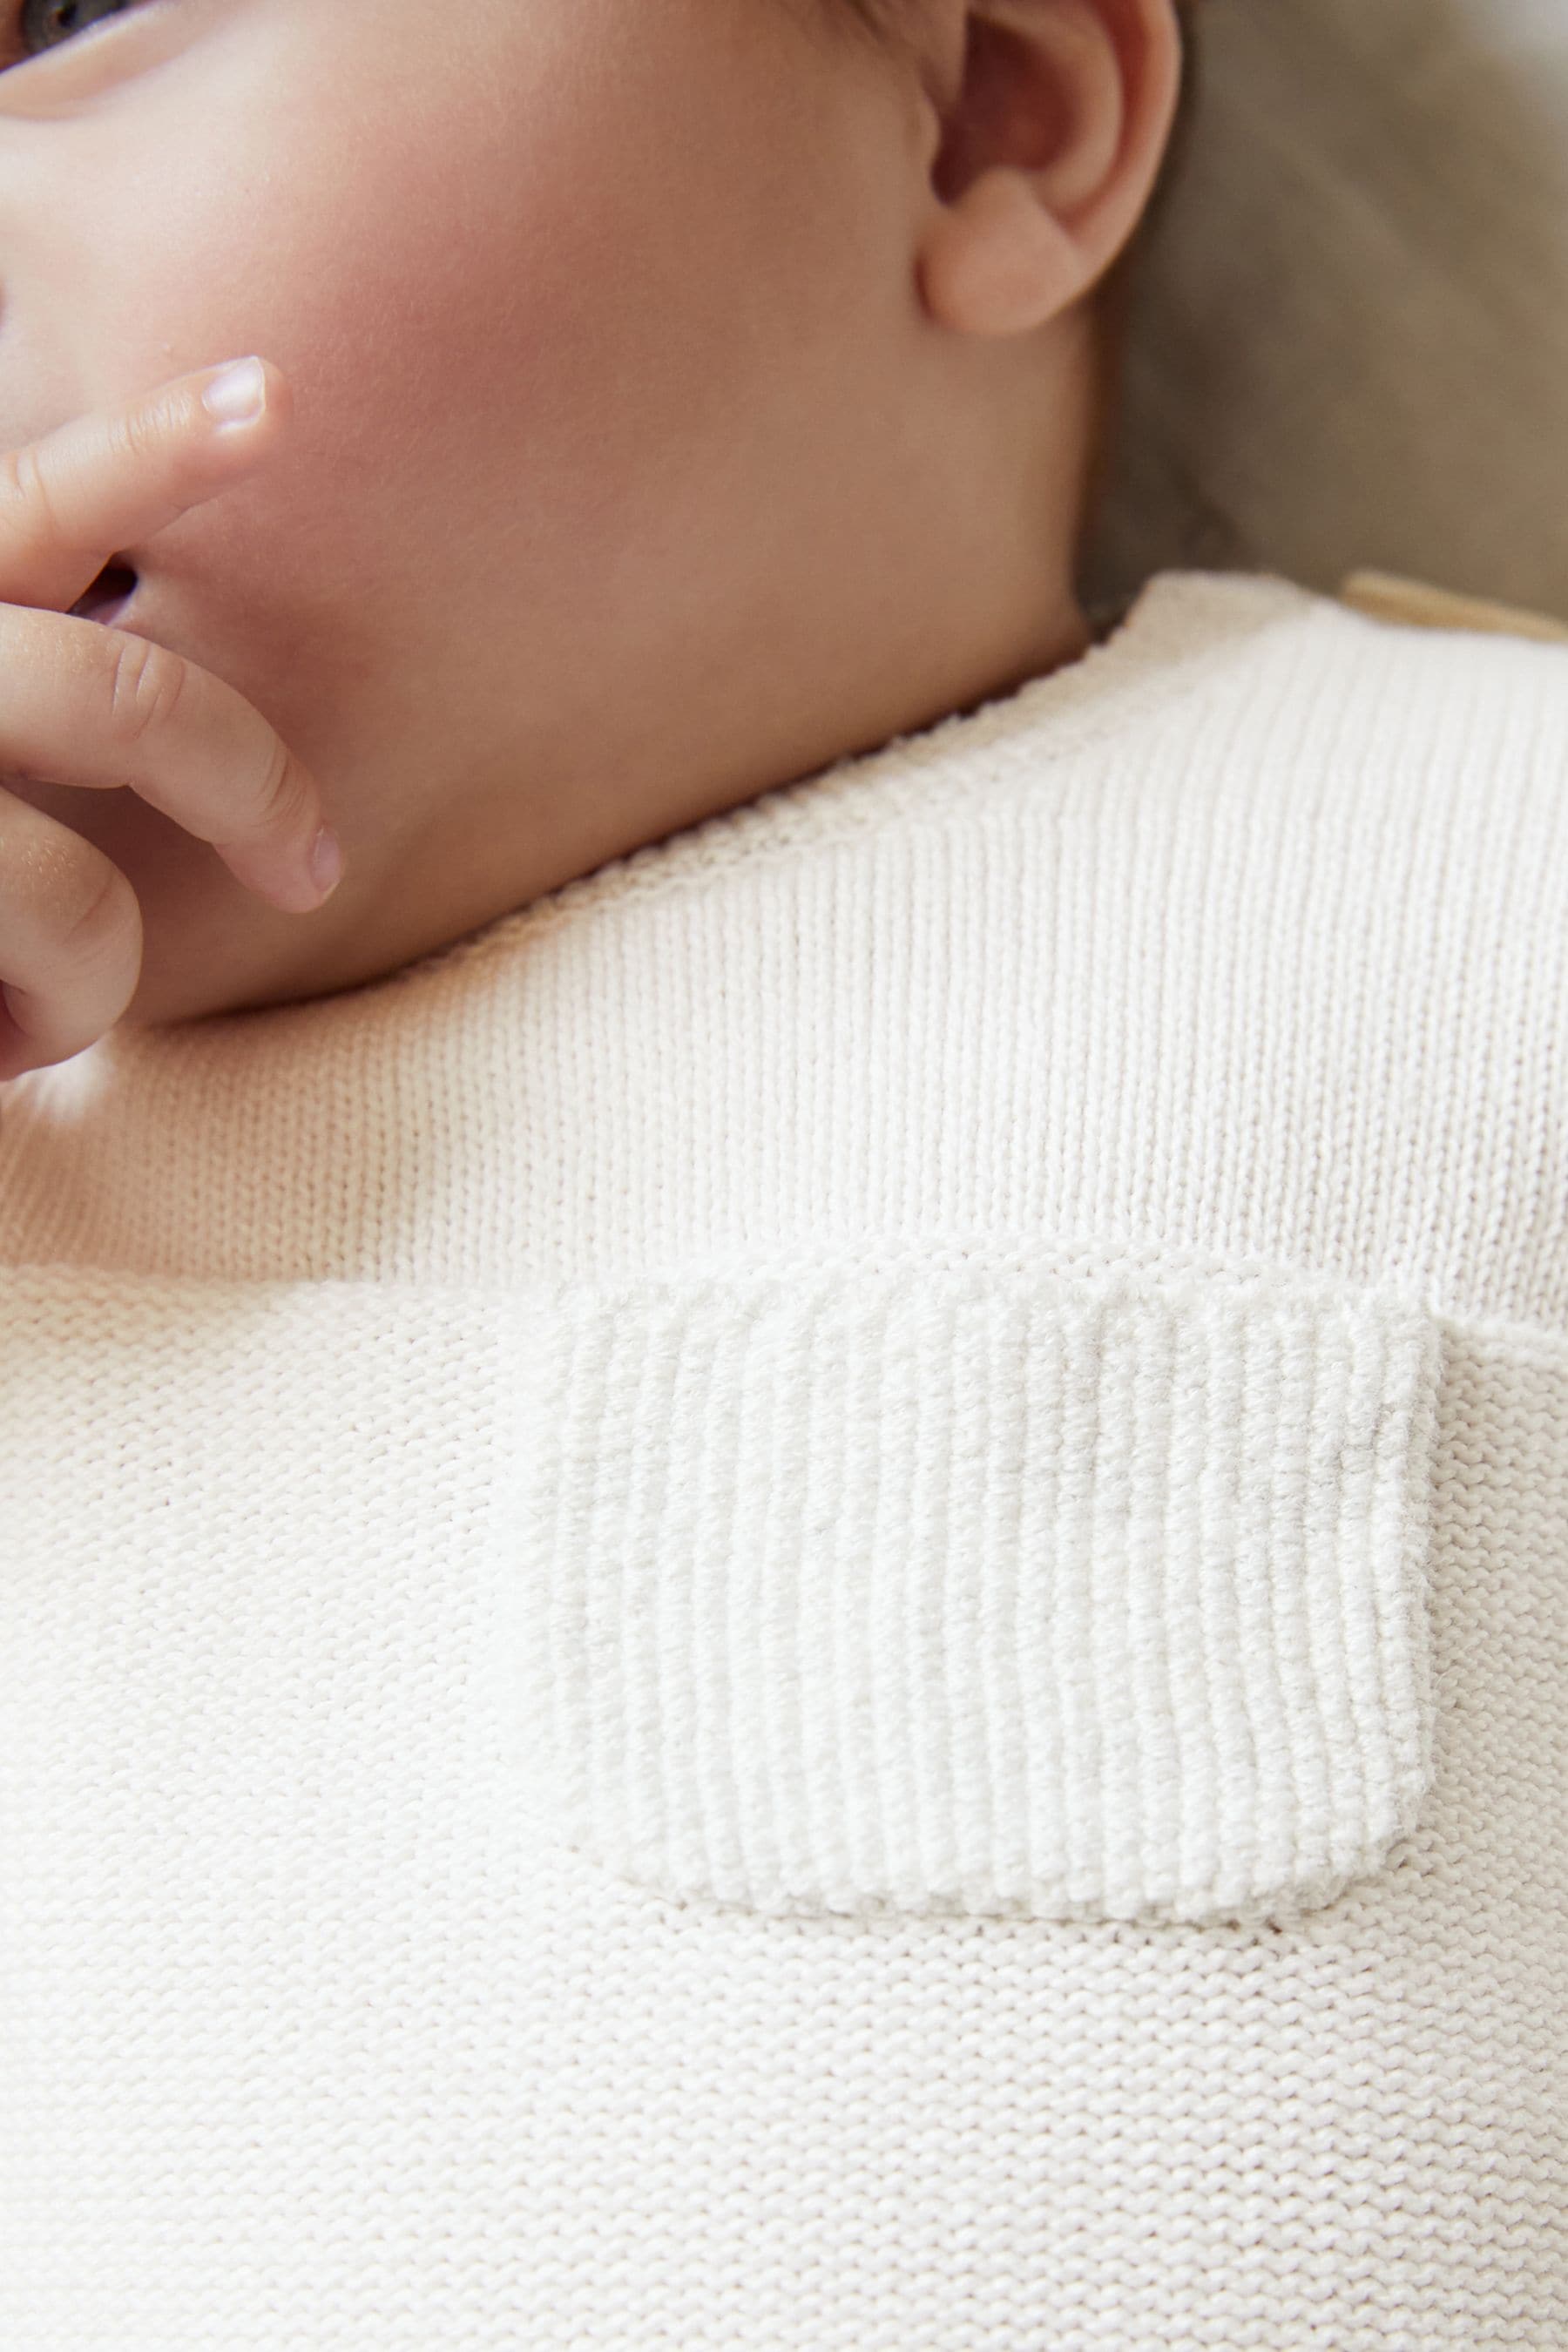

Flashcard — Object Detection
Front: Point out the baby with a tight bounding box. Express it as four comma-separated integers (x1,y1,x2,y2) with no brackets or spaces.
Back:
2,3,1565,2349
0,0,1179,1067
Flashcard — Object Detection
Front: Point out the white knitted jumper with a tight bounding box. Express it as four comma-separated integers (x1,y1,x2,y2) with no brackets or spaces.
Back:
1,572,1565,2349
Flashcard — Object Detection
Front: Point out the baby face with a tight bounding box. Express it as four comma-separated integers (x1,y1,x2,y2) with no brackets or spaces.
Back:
0,0,962,1026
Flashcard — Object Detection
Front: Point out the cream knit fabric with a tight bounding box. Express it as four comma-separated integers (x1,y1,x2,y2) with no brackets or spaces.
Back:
2,572,1565,2347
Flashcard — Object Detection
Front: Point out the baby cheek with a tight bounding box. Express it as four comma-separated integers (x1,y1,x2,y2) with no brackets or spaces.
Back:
280,172,639,534
143,12,790,666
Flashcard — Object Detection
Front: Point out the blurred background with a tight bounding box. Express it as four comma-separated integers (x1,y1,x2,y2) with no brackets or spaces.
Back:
1085,0,1568,626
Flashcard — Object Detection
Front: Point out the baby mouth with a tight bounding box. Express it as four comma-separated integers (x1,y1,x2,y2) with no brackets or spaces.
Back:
69,558,139,625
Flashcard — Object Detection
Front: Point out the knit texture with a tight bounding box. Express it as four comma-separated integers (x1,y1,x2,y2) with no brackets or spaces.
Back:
2,573,1565,2347
517,1256,1445,1927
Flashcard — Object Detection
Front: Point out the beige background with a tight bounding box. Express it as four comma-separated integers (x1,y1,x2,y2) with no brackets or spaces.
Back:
1085,0,1568,624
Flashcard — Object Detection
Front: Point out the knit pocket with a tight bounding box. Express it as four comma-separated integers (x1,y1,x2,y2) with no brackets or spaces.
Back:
508,1254,1446,1928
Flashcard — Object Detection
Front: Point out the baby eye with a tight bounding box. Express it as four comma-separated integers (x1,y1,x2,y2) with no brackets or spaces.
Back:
15,0,136,57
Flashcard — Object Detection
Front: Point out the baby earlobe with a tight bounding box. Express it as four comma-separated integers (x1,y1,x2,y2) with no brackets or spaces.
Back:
918,165,1085,337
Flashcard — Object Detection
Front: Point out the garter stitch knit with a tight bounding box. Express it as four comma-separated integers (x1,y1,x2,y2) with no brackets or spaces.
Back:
1,571,1565,2348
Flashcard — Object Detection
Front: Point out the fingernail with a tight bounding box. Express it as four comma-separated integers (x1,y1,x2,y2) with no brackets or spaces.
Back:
307,824,344,900
201,357,267,429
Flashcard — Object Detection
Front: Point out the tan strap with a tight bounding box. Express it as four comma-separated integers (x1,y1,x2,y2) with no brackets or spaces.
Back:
1340,568,1568,645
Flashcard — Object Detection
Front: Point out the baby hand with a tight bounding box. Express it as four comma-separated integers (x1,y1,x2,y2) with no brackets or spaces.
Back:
0,359,340,1083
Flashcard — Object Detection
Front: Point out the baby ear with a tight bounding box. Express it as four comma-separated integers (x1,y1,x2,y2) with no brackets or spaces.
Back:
916,0,1183,337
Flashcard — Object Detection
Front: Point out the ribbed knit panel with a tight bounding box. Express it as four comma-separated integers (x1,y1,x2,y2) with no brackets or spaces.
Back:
517,1261,1444,1926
